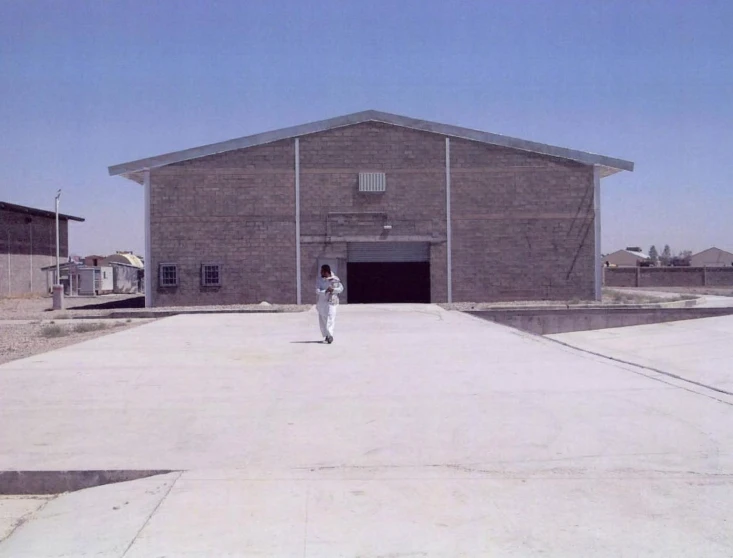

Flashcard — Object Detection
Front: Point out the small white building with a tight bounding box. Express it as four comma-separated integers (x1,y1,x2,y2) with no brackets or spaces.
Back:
42,263,114,296
603,248,650,267
690,247,733,267
78,266,113,295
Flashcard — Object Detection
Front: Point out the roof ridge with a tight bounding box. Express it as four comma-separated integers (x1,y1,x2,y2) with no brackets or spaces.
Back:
109,110,634,181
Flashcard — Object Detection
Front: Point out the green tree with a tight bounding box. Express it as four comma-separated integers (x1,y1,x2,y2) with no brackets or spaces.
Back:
648,245,659,264
660,244,672,266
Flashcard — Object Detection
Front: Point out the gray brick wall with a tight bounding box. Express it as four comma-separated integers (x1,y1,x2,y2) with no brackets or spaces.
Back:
298,122,446,303
450,138,595,301
0,208,68,297
604,267,733,288
150,140,296,306
148,121,597,306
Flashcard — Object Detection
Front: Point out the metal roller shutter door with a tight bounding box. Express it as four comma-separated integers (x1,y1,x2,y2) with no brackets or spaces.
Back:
348,242,430,263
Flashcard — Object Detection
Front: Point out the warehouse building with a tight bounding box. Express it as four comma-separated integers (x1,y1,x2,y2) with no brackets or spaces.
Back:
690,247,733,267
0,201,84,297
108,110,633,307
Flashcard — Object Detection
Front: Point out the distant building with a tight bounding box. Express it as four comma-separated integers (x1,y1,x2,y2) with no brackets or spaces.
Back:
41,261,139,296
83,255,107,267
105,251,143,268
604,247,650,267
690,247,733,267
0,200,84,297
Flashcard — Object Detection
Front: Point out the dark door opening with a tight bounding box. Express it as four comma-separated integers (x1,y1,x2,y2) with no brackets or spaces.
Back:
346,262,431,303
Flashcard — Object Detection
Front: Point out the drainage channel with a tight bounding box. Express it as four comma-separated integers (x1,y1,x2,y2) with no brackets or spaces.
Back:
0,470,175,495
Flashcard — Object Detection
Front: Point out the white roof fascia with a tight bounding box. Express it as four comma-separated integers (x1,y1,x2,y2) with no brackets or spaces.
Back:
109,110,634,182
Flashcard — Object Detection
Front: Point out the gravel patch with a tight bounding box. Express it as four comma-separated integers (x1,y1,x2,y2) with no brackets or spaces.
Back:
0,320,150,366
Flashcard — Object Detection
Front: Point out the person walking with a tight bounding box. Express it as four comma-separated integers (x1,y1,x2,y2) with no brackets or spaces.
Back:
316,264,343,344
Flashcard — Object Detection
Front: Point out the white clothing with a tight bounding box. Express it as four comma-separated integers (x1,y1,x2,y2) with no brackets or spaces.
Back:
316,274,343,338
318,303,338,338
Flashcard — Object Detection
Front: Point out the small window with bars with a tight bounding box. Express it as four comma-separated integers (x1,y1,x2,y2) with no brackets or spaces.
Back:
201,264,221,287
358,172,386,192
159,264,178,287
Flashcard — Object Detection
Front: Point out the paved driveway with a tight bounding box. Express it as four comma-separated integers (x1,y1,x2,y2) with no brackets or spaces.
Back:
552,313,733,395
1,305,732,556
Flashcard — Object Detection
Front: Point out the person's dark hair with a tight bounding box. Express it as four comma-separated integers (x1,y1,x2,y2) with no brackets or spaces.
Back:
321,264,331,273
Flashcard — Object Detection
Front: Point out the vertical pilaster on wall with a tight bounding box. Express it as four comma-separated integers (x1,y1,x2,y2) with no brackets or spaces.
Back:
445,137,452,303
143,169,152,308
636,265,641,287
593,166,602,301
295,138,302,305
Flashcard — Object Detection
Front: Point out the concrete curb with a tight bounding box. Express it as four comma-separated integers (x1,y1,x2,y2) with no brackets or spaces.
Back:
467,307,733,336
447,298,702,312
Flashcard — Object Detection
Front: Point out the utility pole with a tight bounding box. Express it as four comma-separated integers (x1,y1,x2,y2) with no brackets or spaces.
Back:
55,189,62,285
52,189,64,310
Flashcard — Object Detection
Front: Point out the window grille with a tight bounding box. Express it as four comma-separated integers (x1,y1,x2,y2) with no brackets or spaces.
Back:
201,264,221,287
159,264,178,287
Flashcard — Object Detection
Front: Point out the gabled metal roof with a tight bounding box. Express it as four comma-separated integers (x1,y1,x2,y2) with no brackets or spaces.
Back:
691,247,733,258
109,110,634,184
0,200,85,222
606,249,650,260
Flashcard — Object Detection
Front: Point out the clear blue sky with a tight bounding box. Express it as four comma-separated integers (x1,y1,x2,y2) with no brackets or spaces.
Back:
1,0,731,257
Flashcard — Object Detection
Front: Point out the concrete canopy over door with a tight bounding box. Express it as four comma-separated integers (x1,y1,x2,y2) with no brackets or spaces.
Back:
347,242,431,303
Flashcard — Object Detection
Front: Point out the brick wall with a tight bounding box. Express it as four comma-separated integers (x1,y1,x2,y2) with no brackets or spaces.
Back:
450,138,595,301
603,267,637,287
604,267,733,288
148,121,597,306
150,140,296,306
0,208,68,297
706,267,733,286
298,122,447,303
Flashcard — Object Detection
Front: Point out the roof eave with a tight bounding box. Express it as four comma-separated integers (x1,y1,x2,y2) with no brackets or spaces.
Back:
109,110,634,181
0,201,85,222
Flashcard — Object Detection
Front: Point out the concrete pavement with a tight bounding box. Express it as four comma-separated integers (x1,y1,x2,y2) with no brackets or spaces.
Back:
0,496,51,541
551,313,733,396
697,295,733,308
1,305,732,556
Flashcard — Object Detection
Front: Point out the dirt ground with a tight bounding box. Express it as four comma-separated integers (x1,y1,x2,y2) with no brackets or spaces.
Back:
0,319,151,366
0,294,307,365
